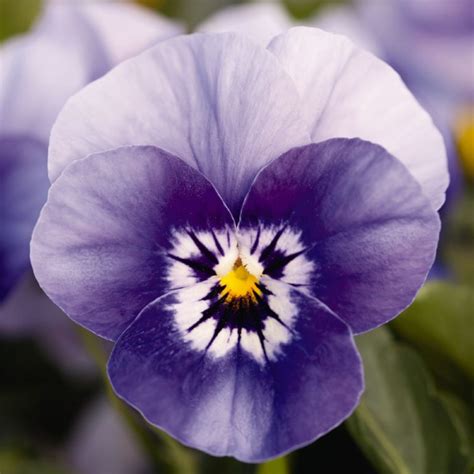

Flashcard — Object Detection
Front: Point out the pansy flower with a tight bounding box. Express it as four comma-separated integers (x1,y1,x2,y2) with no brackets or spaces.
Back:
32,28,447,461
0,0,181,343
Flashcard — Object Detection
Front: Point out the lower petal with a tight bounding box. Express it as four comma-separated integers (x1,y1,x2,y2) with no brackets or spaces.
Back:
108,279,363,462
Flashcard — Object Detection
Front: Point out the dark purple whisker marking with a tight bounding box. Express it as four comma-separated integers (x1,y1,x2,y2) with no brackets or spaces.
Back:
186,230,218,264
187,292,228,332
250,225,261,254
259,225,288,262
167,253,215,276
210,229,224,256
254,291,294,333
263,248,308,274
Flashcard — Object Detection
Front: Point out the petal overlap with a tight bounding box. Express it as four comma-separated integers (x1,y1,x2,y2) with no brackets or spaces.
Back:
268,27,448,210
240,139,440,333
48,33,310,215
31,146,235,340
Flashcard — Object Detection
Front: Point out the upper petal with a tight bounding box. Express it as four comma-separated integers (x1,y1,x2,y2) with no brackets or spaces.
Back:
48,32,310,215
239,139,441,334
268,27,448,210
0,135,49,301
31,146,234,340
108,279,362,461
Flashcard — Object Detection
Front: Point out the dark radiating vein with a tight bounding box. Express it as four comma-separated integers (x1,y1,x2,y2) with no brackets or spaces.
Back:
205,304,232,351
167,254,214,276
259,225,287,262
187,230,218,264
254,324,269,363
187,293,227,332
254,291,293,333
201,283,222,300
250,226,261,254
210,229,224,256
264,248,308,274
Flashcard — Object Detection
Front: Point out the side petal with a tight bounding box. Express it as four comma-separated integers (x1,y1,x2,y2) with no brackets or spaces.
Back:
108,279,363,462
48,32,310,216
196,3,294,47
0,135,49,301
239,139,440,334
268,27,448,210
31,146,234,340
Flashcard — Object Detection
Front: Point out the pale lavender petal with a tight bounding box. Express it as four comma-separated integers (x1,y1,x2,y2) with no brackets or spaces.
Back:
268,27,448,210
48,33,310,215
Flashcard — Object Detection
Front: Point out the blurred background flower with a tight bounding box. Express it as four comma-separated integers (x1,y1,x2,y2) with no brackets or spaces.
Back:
0,0,472,473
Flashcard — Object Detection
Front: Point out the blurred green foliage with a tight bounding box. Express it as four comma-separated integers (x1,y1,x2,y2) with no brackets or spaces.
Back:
392,281,474,383
0,0,41,42
348,328,471,474
256,456,289,474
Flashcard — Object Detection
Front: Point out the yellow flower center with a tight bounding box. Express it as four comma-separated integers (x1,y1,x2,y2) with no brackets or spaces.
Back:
220,258,262,302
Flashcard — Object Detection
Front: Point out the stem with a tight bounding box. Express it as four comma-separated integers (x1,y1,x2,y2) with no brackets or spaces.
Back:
77,327,198,474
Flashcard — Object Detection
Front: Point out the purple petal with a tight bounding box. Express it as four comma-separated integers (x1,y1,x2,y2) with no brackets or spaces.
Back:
240,139,440,334
31,146,234,340
358,0,474,98
0,135,48,301
108,279,362,462
48,33,310,216
267,27,448,210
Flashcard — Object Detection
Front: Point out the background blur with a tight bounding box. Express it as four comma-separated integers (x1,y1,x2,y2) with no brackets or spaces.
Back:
0,1,473,473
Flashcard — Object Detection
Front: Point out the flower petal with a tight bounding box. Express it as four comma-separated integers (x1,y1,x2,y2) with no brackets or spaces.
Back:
268,27,448,210
0,1,181,142
76,1,184,65
240,139,440,334
31,146,234,340
0,4,100,141
0,135,49,301
108,279,362,462
196,3,293,47
359,0,474,97
48,33,310,215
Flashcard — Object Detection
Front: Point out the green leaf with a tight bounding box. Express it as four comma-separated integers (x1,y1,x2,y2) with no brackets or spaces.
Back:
347,327,467,474
391,281,474,381
0,451,68,474
437,391,474,472
257,456,289,474
0,0,42,42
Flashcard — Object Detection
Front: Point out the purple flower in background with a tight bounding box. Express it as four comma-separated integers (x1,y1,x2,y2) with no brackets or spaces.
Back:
32,29,447,461
358,0,474,202
0,0,182,339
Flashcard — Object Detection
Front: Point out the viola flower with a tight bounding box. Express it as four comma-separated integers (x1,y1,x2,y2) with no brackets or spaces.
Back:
32,29,447,461
0,0,181,338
